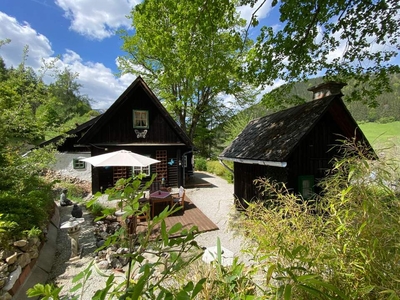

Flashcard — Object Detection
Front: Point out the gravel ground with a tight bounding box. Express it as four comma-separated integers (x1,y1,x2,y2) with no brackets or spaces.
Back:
48,171,250,299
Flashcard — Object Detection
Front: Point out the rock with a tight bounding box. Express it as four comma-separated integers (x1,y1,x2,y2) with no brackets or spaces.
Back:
0,263,8,273
116,247,129,255
17,253,31,269
28,245,39,260
118,256,129,266
0,291,12,300
106,248,116,263
0,276,7,290
110,258,123,269
96,260,110,270
28,237,40,246
5,253,17,265
7,264,18,273
0,250,13,261
13,240,28,248
3,265,21,292
96,239,105,249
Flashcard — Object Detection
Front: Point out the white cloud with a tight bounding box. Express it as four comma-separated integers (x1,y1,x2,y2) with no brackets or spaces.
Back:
237,0,274,25
0,12,53,69
48,49,134,109
55,0,140,40
0,11,133,110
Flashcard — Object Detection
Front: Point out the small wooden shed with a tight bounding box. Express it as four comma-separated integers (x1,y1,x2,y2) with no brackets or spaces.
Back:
42,76,194,193
219,82,374,207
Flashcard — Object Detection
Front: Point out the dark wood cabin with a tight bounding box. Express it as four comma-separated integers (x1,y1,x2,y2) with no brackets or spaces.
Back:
219,82,375,207
42,76,194,193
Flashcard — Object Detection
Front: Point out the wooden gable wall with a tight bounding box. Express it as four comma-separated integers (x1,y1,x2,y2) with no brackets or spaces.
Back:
88,85,184,145
286,113,344,194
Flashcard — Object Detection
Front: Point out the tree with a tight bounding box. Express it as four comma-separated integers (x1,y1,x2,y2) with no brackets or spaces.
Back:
241,0,400,108
43,68,92,128
118,0,257,141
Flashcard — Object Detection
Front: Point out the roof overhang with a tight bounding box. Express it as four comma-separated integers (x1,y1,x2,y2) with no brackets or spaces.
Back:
219,156,287,168
75,143,188,147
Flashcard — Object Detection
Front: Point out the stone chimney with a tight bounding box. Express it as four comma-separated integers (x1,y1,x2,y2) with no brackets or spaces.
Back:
307,81,347,100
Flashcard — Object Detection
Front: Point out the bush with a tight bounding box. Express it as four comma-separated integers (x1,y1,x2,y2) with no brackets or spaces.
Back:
195,157,207,171
377,116,396,124
234,141,400,299
87,202,107,217
206,160,234,183
0,176,54,241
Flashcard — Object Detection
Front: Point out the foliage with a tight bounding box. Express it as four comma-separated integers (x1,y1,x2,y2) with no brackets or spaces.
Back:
26,283,63,300
0,176,55,238
194,157,207,171
194,158,233,183
38,68,92,131
0,213,19,247
23,226,42,239
30,174,206,299
235,140,400,299
118,0,258,142
86,202,106,218
242,0,400,107
0,43,95,248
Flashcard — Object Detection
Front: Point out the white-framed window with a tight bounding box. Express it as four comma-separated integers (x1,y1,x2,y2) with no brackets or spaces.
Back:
133,165,150,177
133,110,149,128
73,158,86,170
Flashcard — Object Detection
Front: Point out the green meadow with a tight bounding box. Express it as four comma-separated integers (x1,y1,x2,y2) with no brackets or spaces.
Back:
360,121,400,147
359,121,400,160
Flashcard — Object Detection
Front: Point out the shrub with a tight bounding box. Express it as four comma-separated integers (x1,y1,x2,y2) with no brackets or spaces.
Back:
195,157,207,171
377,116,396,124
0,176,54,240
207,160,234,183
87,202,107,217
234,141,400,299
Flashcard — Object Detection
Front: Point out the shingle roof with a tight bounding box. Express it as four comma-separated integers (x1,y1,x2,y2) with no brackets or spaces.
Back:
219,95,338,162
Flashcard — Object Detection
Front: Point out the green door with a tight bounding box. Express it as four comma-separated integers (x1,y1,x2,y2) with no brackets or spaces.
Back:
298,175,314,199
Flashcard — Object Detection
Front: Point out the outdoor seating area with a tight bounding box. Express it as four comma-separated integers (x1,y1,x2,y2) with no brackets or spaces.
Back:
135,192,219,238
97,184,218,238
137,186,186,219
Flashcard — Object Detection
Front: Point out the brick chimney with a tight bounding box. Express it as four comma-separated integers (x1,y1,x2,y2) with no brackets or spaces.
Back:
308,81,347,100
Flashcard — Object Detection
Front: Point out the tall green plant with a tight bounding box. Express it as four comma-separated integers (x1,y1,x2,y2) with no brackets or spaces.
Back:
29,174,206,299
236,140,400,299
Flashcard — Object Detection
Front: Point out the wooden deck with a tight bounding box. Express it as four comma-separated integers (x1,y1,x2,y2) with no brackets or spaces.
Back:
136,195,218,237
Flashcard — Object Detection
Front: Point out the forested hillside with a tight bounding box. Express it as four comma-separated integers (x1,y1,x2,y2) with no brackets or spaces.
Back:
269,74,400,123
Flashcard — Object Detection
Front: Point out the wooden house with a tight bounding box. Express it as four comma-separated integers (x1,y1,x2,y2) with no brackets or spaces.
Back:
219,82,375,207
42,76,194,193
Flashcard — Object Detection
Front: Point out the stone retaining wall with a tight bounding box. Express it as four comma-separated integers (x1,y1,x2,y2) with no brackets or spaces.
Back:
0,203,59,300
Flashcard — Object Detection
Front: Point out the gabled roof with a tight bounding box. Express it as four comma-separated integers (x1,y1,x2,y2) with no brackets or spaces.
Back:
39,115,102,148
219,95,372,164
77,76,193,147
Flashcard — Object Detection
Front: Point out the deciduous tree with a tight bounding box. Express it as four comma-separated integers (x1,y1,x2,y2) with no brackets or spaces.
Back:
241,0,400,107
118,0,257,141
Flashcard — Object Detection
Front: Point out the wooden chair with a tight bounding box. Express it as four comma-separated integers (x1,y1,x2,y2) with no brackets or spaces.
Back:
172,186,185,212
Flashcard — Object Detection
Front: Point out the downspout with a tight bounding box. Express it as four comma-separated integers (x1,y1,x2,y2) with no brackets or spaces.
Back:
219,159,234,174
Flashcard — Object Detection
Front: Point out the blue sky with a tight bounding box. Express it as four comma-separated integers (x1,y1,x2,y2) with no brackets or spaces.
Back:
0,0,276,109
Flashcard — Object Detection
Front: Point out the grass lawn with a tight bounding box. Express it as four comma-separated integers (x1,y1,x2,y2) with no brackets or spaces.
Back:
359,121,400,148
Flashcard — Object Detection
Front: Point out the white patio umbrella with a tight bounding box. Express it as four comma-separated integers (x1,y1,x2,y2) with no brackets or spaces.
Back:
80,150,160,167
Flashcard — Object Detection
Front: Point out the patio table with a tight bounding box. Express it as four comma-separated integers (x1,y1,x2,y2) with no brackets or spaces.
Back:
149,191,173,218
